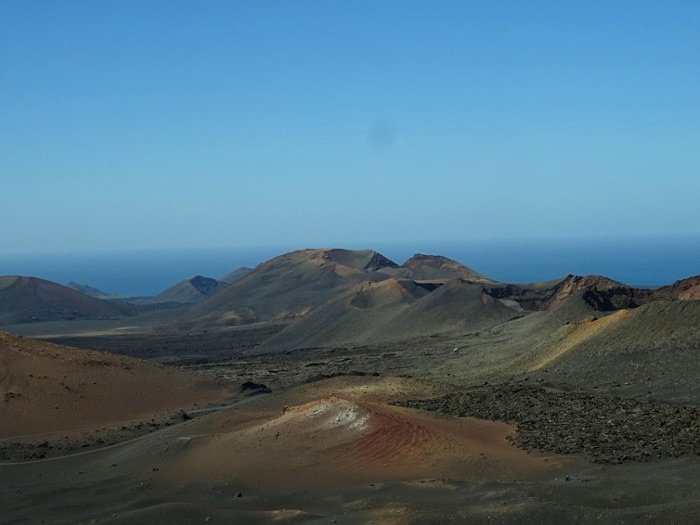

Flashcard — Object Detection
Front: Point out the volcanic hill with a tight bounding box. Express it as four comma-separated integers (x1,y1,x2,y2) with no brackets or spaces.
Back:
144,275,228,305
0,276,126,325
190,249,400,325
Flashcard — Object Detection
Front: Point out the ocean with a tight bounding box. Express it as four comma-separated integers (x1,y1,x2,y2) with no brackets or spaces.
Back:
1,236,699,296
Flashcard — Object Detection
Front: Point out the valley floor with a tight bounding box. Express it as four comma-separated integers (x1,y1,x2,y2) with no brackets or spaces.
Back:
3,320,700,524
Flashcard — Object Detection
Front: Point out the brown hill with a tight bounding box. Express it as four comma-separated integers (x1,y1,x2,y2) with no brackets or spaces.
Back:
188,249,501,328
379,279,520,340
0,332,231,437
190,249,399,325
542,274,651,311
484,274,653,312
260,278,519,352
142,275,227,305
259,278,431,351
383,253,492,282
0,276,126,325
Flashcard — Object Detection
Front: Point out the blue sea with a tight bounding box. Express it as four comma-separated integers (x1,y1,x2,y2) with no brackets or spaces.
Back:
1,236,699,296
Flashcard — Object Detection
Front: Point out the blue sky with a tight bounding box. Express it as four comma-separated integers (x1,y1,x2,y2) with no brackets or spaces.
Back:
2,1,699,254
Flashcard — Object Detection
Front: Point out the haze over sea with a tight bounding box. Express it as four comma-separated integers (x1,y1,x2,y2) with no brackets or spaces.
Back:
2,235,699,297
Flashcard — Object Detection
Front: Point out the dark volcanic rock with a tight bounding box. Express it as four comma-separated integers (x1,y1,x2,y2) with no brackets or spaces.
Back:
398,384,700,464
240,381,272,396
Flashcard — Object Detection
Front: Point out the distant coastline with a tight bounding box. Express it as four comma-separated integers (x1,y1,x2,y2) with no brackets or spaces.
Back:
1,235,698,296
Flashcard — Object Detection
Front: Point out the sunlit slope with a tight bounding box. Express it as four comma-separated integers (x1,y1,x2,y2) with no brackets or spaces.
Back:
190,249,399,324
528,300,700,402
0,332,231,437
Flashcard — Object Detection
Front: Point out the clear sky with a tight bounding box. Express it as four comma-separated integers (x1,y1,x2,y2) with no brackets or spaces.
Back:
2,1,699,254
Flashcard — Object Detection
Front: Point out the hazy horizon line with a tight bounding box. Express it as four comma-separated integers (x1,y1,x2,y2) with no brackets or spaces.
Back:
4,232,700,258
